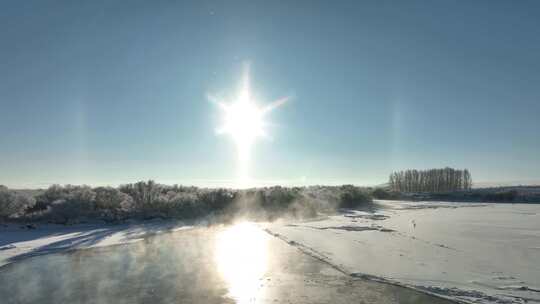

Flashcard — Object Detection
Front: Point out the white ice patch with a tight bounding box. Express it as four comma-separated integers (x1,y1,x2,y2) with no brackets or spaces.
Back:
0,220,190,267
267,201,540,304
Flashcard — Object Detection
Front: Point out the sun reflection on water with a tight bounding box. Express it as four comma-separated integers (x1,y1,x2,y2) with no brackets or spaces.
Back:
215,222,269,303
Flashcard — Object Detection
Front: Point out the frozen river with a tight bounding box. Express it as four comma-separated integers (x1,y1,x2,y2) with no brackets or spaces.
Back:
1,201,538,304
0,222,453,304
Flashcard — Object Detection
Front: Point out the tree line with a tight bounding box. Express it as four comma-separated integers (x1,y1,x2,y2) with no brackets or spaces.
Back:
0,182,372,223
389,167,472,192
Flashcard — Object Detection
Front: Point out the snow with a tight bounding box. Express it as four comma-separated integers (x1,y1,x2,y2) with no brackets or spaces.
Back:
267,201,540,304
0,220,190,267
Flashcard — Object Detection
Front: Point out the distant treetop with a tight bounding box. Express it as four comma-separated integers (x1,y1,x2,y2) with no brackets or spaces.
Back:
389,167,472,193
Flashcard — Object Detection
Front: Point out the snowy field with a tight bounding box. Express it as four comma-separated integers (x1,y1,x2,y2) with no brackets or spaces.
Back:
267,201,540,304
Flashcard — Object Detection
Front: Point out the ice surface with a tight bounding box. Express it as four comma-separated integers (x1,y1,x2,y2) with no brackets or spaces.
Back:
0,220,190,267
267,201,540,304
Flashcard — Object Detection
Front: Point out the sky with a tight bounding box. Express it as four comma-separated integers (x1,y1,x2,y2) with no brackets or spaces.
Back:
1,0,540,188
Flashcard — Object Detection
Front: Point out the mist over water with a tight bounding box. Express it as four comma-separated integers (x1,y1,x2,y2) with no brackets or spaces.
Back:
0,223,454,304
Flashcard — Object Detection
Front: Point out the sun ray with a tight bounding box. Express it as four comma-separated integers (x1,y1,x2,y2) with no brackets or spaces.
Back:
262,97,289,114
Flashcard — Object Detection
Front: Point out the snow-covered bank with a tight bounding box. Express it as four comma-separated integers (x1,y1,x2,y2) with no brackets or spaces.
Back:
0,220,191,267
267,201,540,304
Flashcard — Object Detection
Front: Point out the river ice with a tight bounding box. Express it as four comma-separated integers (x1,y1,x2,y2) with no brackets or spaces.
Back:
267,201,540,303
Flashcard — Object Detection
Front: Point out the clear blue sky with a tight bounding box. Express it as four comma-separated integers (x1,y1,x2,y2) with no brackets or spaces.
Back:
1,1,539,188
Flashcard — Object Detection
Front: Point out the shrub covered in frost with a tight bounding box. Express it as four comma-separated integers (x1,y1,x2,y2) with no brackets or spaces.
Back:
0,185,36,221
2,181,373,223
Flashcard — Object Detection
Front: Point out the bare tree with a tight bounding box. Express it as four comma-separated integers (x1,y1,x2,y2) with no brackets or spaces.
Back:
389,168,472,192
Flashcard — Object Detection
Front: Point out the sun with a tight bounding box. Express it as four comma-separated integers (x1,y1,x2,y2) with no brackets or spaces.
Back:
218,84,265,154
209,65,287,187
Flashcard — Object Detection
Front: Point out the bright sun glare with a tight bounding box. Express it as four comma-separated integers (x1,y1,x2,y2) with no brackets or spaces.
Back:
210,65,287,187
215,222,269,304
